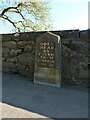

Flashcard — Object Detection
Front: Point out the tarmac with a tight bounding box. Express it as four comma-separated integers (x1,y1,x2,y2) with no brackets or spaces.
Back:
1,73,89,118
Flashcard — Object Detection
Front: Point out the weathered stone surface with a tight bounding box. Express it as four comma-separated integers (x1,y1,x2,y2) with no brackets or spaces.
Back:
24,46,33,53
0,47,2,56
0,57,2,72
61,41,89,87
2,58,6,61
17,41,33,48
62,45,77,57
2,34,12,41
88,29,90,40
18,53,34,66
17,63,34,78
7,57,18,63
2,48,10,57
2,41,17,49
60,30,80,39
18,41,27,48
19,32,41,41
9,49,22,57
2,61,17,73
79,68,88,79
34,32,61,87
0,35,2,46
80,30,88,39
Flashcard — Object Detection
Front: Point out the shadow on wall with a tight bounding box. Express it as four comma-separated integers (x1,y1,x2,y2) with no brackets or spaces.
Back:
2,73,88,118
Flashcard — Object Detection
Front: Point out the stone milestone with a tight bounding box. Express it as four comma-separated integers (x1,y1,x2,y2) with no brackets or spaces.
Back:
34,32,61,87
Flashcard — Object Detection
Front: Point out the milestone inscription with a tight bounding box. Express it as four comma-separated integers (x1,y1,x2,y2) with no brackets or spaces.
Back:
37,42,56,68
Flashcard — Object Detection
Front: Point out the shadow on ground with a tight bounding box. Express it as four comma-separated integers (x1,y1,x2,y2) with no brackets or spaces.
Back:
2,73,88,118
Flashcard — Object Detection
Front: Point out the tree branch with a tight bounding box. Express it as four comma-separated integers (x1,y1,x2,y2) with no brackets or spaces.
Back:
0,2,51,32
17,10,25,20
2,15,20,32
0,3,23,16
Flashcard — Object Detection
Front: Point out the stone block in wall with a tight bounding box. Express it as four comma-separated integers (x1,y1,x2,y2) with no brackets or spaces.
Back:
88,29,90,40
2,58,6,61
78,61,89,86
62,40,88,57
60,30,79,39
2,48,22,58
17,41,28,48
24,46,33,53
88,45,90,56
2,41,17,49
62,45,77,57
20,33,30,41
2,34,12,41
2,61,17,73
0,58,1,73
0,35,2,46
13,33,34,42
61,57,75,85
18,53,34,66
17,41,34,49
61,38,77,44
0,46,2,57
6,57,18,63
79,69,88,79
2,47,10,57
80,30,88,40
19,32,41,41
62,53,88,86
88,57,90,63
17,63,34,78
9,49,22,57
18,33,28,41
11,33,19,41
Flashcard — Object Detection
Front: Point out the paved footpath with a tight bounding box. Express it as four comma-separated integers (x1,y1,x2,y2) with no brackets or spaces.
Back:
1,73,89,118
1,102,47,118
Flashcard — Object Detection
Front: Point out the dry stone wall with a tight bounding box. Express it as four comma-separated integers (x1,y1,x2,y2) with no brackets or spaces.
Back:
2,32,42,79
1,30,89,87
54,30,89,87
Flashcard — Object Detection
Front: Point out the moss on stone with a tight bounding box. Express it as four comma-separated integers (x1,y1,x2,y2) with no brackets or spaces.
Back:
35,67,60,84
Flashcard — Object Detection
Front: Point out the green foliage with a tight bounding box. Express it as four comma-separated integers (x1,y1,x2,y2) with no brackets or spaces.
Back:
0,1,53,32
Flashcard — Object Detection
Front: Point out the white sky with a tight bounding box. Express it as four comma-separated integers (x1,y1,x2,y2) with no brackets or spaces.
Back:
51,0,89,30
